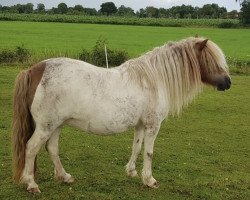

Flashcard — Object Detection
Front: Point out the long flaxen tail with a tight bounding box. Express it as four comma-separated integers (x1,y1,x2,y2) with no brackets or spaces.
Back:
12,69,37,182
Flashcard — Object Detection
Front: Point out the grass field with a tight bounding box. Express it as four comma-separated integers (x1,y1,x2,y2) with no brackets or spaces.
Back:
0,21,249,62
0,68,249,200
0,21,250,199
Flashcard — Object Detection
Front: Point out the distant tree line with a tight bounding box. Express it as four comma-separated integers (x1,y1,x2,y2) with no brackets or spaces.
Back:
0,1,249,23
237,0,250,25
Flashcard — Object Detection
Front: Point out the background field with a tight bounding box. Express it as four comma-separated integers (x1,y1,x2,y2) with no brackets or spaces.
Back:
0,13,240,28
0,21,250,199
0,21,249,62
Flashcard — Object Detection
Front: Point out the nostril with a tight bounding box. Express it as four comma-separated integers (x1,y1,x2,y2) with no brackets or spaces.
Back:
224,76,231,89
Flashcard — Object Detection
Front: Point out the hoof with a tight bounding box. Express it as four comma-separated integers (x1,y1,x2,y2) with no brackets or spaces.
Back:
65,176,74,183
27,186,41,194
147,181,159,188
143,177,159,189
56,173,74,184
127,170,138,177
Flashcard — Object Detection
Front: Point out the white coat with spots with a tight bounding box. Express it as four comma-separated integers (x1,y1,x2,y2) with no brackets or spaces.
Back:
12,37,231,193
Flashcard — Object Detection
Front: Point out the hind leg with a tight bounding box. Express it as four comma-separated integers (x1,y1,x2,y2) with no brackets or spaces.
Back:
21,127,52,193
46,128,74,183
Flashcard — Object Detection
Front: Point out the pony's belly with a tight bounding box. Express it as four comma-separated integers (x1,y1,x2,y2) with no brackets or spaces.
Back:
66,118,133,135
66,97,143,135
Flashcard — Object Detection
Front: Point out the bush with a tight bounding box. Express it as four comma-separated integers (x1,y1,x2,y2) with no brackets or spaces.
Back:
0,49,16,63
218,22,238,28
0,46,31,63
91,38,109,66
108,50,129,66
227,56,250,75
15,46,31,62
78,49,91,62
79,38,128,67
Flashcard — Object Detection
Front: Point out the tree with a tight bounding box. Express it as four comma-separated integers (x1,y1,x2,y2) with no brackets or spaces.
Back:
168,5,193,18
25,3,34,13
74,5,84,12
117,5,134,16
49,7,58,14
176,5,195,18
83,8,97,15
198,4,226,18
99,2,117,16
158,8,169,18
57,3,68,14
136,8,147,18
192,6,200,18
70,5,84,15
14,4,24,13
218,7,227,18
1,6,9,12
145,6,159,18
240,0,250,25
37,3,45,13
228,10,239,19
200,4,215,18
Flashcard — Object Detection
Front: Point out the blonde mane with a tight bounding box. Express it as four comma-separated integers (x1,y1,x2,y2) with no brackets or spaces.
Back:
122,37,227,115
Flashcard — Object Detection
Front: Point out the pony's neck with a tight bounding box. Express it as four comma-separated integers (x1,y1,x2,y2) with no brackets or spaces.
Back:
122,39,203,115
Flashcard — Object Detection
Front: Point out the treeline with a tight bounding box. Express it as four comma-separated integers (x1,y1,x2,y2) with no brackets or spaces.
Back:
0,2,239,19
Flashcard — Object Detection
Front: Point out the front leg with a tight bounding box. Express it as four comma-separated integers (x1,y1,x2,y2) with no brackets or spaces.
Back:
126,123,144,177
142,124,160,188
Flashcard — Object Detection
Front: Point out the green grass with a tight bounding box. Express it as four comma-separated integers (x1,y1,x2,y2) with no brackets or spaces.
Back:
0,21,250,199
0,21,249,75
0,67,249,200
0,21,249,62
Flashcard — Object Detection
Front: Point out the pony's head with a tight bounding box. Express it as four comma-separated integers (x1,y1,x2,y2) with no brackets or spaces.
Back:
195,38,231,91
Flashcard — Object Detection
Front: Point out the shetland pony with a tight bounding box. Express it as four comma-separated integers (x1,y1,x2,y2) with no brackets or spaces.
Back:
12,37,231,193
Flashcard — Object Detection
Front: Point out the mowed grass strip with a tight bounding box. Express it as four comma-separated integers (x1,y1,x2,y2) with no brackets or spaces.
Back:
0,21,249,63
0,67,249,199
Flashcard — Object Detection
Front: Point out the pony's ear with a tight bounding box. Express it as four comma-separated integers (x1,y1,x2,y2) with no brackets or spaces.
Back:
197,39,208,51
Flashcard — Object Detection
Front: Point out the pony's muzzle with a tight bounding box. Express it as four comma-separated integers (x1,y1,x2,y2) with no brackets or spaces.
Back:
217,76,231,91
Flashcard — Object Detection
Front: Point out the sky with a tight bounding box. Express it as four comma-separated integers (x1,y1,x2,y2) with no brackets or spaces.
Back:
0,0,241,12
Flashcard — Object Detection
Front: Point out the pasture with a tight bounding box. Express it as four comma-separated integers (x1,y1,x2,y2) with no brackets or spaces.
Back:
0,21,250,199
0,21,250,62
